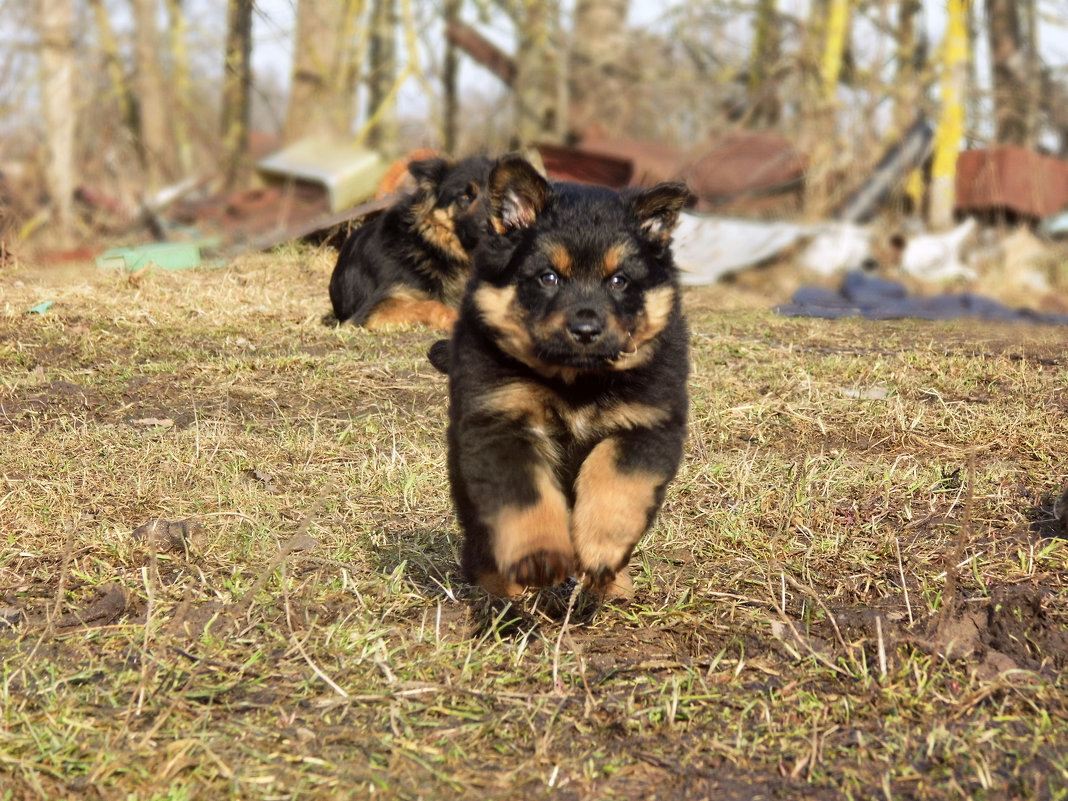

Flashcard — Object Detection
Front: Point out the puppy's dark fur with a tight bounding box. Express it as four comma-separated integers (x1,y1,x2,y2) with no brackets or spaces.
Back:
437,155,690,599
329,156,493,330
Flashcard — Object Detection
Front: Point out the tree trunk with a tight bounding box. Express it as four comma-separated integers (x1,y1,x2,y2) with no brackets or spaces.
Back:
366,0,398,150
569,0,628,138
164,0,194,177
894,0,927,213
38,0,76,244
443,0,461,153
1021,0,1040,144
132,0,174,190
747,0,781,127
513,0,561,144
284,0,363,143
985,0,1037,146
221,0,253,188
88,0,134,130
892,0,924,132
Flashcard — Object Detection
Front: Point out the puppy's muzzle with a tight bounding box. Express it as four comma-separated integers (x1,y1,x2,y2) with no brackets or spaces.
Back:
567,308,605,344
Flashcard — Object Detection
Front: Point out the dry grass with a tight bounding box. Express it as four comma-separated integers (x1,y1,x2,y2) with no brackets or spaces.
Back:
1,246,1067,800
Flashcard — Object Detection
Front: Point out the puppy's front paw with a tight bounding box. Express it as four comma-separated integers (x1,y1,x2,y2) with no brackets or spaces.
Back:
475,570,524,599
506,549,576,588
582,565,634,602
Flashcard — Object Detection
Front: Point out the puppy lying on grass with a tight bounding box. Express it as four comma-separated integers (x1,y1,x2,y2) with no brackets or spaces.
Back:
431,155,691,601
329,155,493,330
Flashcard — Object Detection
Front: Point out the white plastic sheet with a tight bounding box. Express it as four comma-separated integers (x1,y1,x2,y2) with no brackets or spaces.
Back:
673,213,812,285
673,213,873,285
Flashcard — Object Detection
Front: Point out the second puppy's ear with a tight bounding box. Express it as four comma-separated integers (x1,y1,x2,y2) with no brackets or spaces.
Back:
488,155,549,234
408,158,450,190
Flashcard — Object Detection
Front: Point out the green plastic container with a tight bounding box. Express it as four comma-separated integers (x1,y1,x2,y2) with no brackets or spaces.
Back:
96,241,212,272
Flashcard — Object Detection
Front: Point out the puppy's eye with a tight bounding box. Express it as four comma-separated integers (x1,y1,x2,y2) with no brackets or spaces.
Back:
456,183,479,211
538,270,559,287
607,274,628,290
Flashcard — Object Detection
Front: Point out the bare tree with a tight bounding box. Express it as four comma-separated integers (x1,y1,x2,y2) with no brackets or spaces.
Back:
88,0,134,130
132,0,174,189
892,0,925,132
164,0,194,176
442,0,461,153
284,0,364,143
367,0,398,150
38,0,75,243
570,0,629,138
985,0,1039,146
747,0,781,127
512,0,562,144
221,0,253,187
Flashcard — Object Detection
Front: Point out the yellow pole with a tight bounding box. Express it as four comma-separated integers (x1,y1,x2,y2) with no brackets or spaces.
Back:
929,0,970,229
820,0,852,102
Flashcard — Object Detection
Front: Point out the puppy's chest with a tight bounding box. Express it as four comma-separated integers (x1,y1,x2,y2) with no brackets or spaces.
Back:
482,380,668,446
536,399,608,445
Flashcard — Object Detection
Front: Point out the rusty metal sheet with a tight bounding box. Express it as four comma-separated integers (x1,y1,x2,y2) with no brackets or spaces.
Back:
955,146,1068,220
682,131,805,203
536,143,634,188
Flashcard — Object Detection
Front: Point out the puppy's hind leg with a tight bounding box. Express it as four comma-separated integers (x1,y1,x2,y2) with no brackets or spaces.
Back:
365,290,458,331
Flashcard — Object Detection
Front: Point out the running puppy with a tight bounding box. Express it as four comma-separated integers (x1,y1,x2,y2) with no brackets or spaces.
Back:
329,156,494,330
439,155,690,599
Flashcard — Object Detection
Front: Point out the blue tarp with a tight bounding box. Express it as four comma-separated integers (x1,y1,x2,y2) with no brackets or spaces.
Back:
775,271,1068,325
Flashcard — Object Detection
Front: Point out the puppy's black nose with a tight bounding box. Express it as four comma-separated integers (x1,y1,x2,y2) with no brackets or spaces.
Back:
567,309,603,344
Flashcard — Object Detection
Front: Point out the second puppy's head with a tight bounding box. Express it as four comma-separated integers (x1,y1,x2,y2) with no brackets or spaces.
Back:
409,156,495,261
470,155,690,375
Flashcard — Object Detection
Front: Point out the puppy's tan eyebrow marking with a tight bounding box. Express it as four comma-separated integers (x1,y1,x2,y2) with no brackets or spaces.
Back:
543,241,573,277
601,241,633,277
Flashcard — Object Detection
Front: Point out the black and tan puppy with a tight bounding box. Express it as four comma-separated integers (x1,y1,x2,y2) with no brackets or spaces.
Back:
438,155,690,600
329,155,494,330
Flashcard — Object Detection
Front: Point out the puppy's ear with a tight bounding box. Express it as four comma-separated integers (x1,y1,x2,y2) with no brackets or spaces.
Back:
408,158,450,190
488,156,549,234
628,182,690,245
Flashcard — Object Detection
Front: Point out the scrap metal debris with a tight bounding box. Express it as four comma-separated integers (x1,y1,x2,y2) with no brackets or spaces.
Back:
956,145,1068,220
535,131,805,215
256,137,389,214
833,118,934,223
